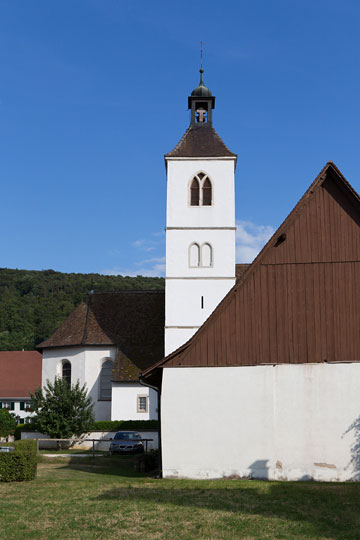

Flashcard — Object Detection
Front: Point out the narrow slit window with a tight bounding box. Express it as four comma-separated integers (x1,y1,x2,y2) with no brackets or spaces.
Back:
190,178,200,206
62,361,71,386
189,243,200,267
201,296,204,309
202,178,212,206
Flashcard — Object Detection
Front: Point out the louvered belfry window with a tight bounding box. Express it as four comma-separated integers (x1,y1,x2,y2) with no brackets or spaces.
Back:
190,178,200,206
190,173,212,206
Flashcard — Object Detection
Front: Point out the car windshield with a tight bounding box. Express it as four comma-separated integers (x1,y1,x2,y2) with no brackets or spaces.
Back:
114,432,141,441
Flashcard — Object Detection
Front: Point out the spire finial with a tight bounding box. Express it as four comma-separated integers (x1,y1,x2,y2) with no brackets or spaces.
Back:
200,41,205,85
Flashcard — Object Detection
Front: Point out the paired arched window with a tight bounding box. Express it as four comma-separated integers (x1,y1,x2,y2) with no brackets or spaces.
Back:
62,361,71,386
99,359,113,400
189,243,213,268
189,173,212,206
189,243,200,267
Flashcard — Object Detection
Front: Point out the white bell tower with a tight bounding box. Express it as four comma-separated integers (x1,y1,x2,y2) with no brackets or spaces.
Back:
165,69,237,356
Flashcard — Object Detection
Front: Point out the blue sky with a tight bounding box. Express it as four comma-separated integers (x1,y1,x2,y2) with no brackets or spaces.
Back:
1,0,359,276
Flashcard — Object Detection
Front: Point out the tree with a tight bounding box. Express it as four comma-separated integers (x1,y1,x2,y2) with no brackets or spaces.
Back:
0,409,17,438
30,377,94,439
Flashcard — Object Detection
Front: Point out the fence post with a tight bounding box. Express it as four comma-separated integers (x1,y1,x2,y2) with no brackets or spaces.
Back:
36,438,39,454
92,439,95,458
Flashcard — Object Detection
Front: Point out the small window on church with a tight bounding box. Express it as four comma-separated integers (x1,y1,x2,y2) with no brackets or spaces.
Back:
201,243,213,267
137,395,148,413
189,243,200,267
190,178,200,206
202,178,212,206
62,361,71,386
99,359,113,401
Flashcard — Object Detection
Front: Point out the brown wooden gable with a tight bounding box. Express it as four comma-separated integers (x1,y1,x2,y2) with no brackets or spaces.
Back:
144,162,360,379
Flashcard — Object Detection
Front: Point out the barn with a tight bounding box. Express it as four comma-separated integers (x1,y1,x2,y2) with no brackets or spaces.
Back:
143,161,360,481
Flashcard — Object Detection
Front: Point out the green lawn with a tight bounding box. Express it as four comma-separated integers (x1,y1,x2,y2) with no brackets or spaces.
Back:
1,455,360,539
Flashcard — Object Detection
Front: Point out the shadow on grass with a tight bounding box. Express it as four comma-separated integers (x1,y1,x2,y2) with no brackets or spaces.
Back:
56,455,152,479
94,481,360,539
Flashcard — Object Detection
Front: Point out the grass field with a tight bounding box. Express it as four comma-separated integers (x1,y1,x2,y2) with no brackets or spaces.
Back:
1,455,360,539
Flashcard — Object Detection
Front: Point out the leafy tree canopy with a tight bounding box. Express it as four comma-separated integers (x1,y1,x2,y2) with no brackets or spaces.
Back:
0,267,164,350
0,409,17,438
30,377,95,439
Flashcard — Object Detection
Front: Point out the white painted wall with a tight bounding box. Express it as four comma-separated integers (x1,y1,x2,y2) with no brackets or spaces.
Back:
166,159,235,227
42,346,116,421
165,157,236,356
165,278,234,328
161,364,360,481
111,383,158,421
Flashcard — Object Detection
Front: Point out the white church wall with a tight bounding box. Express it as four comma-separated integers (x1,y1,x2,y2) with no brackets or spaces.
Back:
161,364,360,481
166,158,235,228
42,346,116,422
111,383,158,421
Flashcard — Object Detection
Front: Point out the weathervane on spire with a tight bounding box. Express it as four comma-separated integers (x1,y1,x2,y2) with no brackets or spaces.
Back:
200,41,205,70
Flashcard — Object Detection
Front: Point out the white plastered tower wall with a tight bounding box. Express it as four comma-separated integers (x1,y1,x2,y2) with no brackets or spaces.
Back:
165,157,236,355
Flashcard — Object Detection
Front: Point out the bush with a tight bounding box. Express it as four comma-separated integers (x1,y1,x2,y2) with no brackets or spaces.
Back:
0,439,37,482
0,409,17,437
92,420,158,431
31,377,94,439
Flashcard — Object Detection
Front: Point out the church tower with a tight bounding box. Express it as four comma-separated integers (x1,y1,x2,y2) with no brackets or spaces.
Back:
165,69,237,356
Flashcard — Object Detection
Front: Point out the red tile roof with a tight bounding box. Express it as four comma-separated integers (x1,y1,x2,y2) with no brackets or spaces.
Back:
0,351,42,398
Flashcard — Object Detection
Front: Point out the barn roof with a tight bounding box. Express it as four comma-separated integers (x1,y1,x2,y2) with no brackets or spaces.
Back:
38,291,165,382
165,124,237,159
143,161,360,382
0,351,42,398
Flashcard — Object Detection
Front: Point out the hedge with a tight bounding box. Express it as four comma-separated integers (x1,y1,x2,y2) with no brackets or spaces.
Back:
91,420,158,431
14,419,159,439
0,439,37,482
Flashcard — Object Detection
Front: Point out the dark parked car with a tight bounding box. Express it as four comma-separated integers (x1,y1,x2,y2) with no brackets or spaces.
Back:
109,431,144,455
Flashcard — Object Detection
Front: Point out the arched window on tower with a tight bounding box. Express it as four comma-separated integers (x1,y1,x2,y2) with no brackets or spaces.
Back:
62,361,71,386
99,359,113,400
189,243,200,267
189,173,213,206
201,243,213,267
190,178,200,206
202,178,212,206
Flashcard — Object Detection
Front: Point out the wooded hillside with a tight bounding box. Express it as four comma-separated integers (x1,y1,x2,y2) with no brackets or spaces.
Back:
0,268,164,351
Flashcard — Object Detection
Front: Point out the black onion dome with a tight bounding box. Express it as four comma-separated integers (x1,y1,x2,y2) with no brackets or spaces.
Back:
191,69,212,97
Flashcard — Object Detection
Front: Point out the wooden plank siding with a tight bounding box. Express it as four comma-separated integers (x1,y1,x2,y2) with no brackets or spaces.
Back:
143,162,360,381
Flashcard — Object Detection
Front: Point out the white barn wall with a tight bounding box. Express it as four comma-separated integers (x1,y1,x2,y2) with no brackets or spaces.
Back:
161,364,360,481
